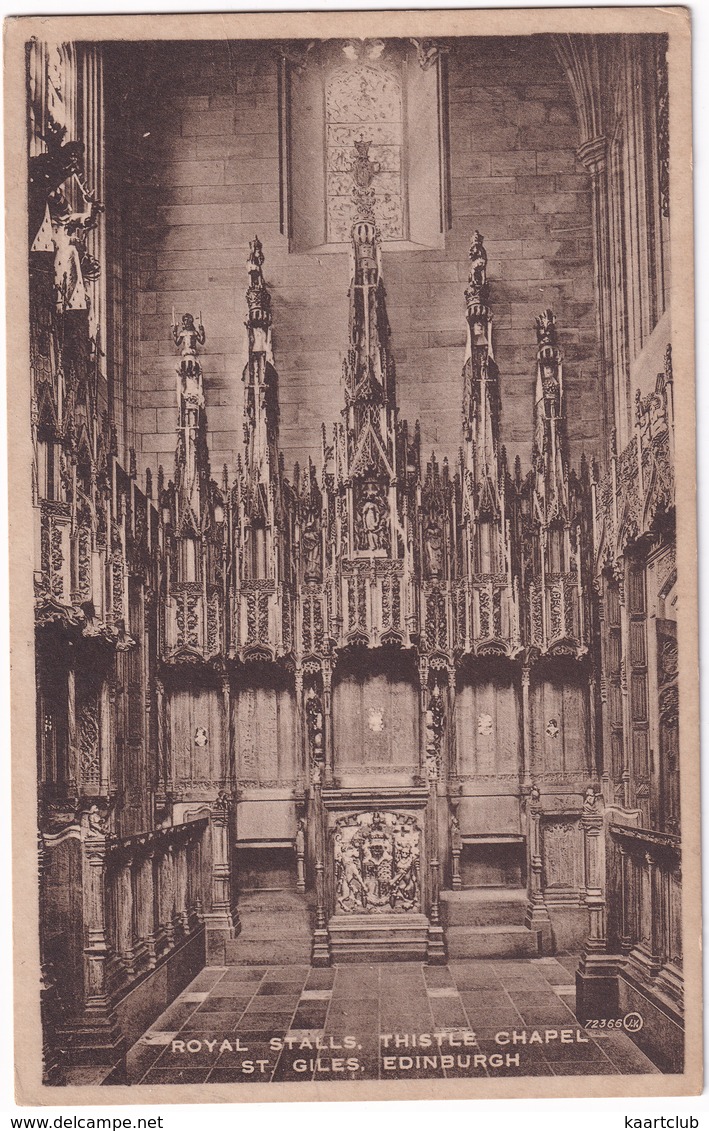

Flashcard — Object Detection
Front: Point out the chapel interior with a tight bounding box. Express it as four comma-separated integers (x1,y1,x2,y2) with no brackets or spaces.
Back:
27,31,681,1082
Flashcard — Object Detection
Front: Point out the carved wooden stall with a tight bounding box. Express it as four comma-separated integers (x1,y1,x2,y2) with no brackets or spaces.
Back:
141,127,600,967
27,32,680,1077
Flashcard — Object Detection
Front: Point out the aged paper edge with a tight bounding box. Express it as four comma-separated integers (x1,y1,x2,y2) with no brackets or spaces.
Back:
5,4,701,1106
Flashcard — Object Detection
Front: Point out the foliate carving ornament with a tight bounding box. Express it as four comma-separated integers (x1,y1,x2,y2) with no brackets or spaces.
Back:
425,683,444,779
305,687,325,768
410,38,447,70
78,700,100,785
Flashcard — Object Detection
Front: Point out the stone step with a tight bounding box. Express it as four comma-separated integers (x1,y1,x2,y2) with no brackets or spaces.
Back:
328,913,429,963
440,887,528,927
224,938,312,966
238,889,314,912
236,916,312,941
225,889,313,964
445,924,541,959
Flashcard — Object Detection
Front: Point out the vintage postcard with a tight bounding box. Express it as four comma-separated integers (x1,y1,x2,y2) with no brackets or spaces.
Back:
6,5,700,1105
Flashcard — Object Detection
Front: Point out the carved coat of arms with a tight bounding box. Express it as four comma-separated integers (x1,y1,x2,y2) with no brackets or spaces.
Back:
333,810,421,914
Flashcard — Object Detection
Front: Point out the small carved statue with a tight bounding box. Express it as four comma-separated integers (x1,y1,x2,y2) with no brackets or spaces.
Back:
295,818,306,856
213,790,230,812
424,516,444,578
302,511,322,581
583,785,599,814
468,230,487,289
358,480,388,551
535,308,558,349
172,312,205,358
450,814,462,853
247,235,265,282
85,804,108,836
245,235,272,350
33,184,103,312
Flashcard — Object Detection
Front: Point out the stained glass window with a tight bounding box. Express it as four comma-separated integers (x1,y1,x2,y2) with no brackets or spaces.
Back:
288,40,448,252
325,64,405,243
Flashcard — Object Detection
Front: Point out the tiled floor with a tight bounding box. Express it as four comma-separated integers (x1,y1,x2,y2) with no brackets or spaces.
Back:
123,956,662,1085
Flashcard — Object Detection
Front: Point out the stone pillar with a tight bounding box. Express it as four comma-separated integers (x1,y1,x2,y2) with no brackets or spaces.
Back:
138,849,157,969
426,763,446,965
59,815,124,1065
521,664,532,787
577,135,614,451
444,666,458,887
646,852,664,976
221,675,234,789
116,852,136,976
616,566,632,808
446,665,457,777
175,839,189,935
203,795,240,964
426,855,445,963
418,656,429,778
576,795,618,1023
618,843,632,954
322,659,334,781
295,819,306,894
450,816,462,891
159,843,176,948
38,831,63,1083
581,797,606,955
155,676,167,791
311,778,331,966
66,655,78,793
524,786,552,950
594,578,613,806
294,665,304,782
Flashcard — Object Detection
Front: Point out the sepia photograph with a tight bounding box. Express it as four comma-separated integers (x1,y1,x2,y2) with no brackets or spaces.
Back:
5,6,701,1104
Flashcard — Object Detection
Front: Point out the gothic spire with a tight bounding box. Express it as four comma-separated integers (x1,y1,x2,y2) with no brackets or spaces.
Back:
343,137,397,435
533,308,569,524
171,308,210,544
243,234,280,485
460,231,505,536
462,230,500,464
327,137,417,575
